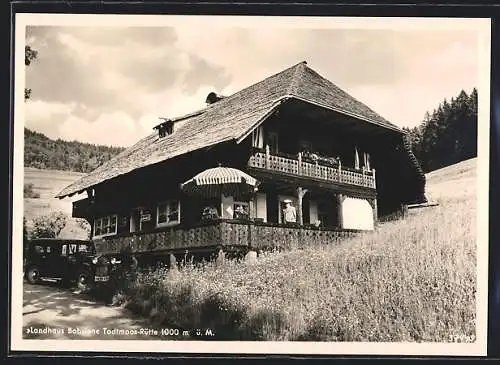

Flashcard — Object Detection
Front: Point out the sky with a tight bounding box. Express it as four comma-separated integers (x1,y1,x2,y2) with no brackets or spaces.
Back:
23,20,481,147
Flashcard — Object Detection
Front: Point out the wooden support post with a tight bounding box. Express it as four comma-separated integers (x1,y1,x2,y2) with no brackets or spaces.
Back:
265,144,270,169
249,198,255,220
338,161,342,183
372,197,378,224
337,193,344,229
372,168,376,189
247,221,252,248
296,187,308,226
401,204,409,219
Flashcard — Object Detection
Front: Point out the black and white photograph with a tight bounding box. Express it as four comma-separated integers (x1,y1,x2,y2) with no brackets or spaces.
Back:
11,14,491,356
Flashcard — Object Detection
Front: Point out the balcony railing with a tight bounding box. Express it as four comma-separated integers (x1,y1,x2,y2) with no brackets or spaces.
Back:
93,219,360,255
248,151,376,189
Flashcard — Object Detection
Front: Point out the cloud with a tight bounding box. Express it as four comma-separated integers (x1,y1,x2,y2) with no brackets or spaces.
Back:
57,111,148,147
26,25,232,119
25,100,74,139
24,23,481,147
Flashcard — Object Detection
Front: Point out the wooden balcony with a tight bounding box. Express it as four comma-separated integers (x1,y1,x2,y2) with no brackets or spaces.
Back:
93,219,360,255
248,151,376,189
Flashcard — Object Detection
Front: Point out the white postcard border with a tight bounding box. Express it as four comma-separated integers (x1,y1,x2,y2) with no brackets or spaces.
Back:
11,13,492,356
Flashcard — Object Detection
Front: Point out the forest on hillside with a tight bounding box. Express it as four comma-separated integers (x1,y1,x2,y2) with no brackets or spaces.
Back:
24,128,125,173
404,88,477,173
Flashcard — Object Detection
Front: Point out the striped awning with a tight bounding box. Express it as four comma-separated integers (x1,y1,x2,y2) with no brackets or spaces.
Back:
180,167,258,198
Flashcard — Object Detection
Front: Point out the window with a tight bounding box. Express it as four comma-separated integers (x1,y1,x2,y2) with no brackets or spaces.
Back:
157,200,180,227
267,132,279,154
155,120,174,138
233,202,249,220
93,215,118,238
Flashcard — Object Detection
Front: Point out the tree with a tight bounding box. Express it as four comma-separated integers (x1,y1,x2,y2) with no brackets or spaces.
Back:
25,45,37,101
406,88,478,173
75,218,92,239
31,211,68,239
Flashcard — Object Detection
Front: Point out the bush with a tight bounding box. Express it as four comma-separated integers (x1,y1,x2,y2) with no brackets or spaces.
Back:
31,211,68,239
75,218,91,239
23,183,40,198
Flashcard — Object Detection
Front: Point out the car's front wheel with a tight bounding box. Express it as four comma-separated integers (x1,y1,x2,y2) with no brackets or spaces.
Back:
26,267,41,284
76,270,93,292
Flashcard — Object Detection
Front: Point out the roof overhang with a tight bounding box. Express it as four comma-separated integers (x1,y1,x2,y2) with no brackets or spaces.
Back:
236,94,404,145
55,136,237,200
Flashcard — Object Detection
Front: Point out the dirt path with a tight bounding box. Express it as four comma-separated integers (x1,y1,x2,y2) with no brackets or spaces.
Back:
22,282,162,340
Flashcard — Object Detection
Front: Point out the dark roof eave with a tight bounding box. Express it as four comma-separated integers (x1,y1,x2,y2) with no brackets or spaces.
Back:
288,94,404,133
55,136,237,200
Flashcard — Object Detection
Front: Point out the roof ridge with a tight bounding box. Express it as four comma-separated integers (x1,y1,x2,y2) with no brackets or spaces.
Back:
286,61,307,96
213,61,307,103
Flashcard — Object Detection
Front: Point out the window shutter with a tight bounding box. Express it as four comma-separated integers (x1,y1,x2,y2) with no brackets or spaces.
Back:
364,152,371,171
252,126,264,148
354,146,360,170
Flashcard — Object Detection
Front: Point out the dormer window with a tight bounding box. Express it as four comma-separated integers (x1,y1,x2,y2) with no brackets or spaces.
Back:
154,119,174,139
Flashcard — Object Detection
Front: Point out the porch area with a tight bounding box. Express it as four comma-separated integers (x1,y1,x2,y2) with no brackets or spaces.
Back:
92,219,360,255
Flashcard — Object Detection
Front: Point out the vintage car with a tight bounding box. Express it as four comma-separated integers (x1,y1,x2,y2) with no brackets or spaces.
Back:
23,238,128,290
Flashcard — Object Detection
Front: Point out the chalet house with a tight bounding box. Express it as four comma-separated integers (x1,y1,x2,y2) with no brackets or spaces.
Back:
56,61,426,261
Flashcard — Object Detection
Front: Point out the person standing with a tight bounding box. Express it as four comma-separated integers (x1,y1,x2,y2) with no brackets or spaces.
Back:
282,199,297,224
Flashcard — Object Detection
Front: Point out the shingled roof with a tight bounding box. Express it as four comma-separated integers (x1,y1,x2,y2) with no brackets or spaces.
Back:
56,61,403,199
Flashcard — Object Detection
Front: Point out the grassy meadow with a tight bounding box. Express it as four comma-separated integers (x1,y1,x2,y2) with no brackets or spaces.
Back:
23,167,89,239
121,158,477,342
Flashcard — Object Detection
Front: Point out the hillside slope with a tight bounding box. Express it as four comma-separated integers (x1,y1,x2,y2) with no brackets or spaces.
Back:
24,128,125,173
425,157,476,201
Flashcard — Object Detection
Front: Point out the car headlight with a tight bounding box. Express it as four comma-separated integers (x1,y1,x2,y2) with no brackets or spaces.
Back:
110,257,121,265
92,257,98,264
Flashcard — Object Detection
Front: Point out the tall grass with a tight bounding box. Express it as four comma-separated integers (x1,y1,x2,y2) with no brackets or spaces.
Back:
123,196,476,342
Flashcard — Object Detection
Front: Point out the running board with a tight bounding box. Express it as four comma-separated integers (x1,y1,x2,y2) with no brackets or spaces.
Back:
407,202,440,210
41,278,62,282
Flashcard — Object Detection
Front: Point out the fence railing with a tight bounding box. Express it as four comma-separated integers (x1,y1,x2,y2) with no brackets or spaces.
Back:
248,151,376,189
